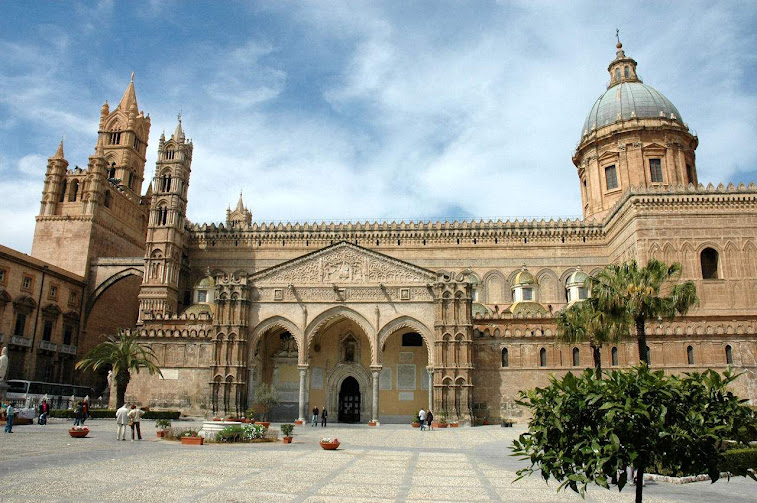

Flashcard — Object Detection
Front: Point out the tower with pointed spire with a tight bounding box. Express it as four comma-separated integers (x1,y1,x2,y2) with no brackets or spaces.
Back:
31,76,152,277
573,35,698,220
226,192,252,229
138,114,194,319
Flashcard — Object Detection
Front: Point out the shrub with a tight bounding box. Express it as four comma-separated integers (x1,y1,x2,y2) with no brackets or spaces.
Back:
280,424,294,437
155,419,171,429
720,448,757,478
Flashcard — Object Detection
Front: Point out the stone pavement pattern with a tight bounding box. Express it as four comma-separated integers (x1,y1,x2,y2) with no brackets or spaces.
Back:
0,420,754,502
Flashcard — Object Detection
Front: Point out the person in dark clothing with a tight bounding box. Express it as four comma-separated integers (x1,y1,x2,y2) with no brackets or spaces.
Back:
312,406,319,427
73,402,84,426
426,410,434,431
38,399,50,425
81,398,89,425
321,407,328,427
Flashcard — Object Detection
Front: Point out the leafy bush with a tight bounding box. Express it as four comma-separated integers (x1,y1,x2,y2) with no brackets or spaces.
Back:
155,419,171,429
215,423,269,443
512,366,757,502
720,448,757,478
280,424,294,437
49,409,180,419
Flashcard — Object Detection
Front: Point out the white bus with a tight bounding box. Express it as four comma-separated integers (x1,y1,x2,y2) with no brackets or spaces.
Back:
5,380,95,409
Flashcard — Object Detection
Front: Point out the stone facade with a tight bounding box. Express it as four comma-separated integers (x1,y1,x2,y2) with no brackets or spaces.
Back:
1,40,755,422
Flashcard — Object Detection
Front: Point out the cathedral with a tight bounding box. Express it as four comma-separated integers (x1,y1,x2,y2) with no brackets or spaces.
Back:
2,39,756,423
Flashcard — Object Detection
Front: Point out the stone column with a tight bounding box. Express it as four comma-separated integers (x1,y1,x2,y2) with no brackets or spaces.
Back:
297,366,307,422
427,368,433,410
371,369,380,424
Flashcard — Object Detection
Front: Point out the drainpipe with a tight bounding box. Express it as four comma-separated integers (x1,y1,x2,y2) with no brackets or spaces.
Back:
28,266,47,382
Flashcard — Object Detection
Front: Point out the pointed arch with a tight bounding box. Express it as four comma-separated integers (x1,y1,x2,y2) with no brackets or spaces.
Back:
250,316,302,364
305,306,374,360
536,268,560,303
723,241,739,279
482,270,509,304
377,316,434,366
743,241,757,277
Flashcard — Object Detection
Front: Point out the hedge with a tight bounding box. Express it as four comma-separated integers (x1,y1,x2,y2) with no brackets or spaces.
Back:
720,448,757,477
49,409,181,420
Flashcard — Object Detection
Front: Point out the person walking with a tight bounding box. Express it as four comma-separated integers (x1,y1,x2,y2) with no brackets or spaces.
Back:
81,396,90,425
127,404,144,441
321,407,328,427
115,402,129,441
4,402,14,433
418,408,426,431
73,401,84,426
311,406,319,427
426,410,434,431
38,399,49,426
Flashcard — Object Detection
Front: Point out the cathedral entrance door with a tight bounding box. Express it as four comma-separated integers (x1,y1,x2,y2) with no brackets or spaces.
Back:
338,376,361,423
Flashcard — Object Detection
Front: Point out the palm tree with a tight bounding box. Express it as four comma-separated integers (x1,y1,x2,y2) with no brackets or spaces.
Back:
589,259,698,363
555,298,626,377
76,329,162,408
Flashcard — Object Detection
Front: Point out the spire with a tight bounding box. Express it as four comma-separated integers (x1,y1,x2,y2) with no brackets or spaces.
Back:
607,31,640,88
235,190,245,212
118,73,138,111
53,139,65,159
172,112,184,141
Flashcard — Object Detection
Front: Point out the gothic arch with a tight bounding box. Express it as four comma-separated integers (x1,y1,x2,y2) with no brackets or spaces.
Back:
723,241,739,279
743,241,757,277
250,316,302,364
326,361,372,423
536,269,560,303
85,267,144,321
377,316,435,366
482,270,509,304
305,306,374,357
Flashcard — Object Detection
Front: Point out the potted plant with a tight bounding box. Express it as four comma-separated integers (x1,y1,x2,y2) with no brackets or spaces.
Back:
249,384,279,428
155,418,171,437
180,429,203,445
319,437,340,450
281,423,294,443
411,415,421,428
368,420,377,426
68,425,90,438
450,421,459,428
436,412,448,428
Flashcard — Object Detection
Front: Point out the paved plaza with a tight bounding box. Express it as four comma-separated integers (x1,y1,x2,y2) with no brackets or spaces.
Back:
0,419,754,502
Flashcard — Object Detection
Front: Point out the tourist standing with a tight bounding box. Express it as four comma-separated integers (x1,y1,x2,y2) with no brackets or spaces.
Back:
38,399,49,425
73,401,84,426
418,408,426,431
321,407,328,427
4,402,14,433
311,406,319,427
426,410,434,431
81,396,90,425
115,403,129,441
127,404,144,441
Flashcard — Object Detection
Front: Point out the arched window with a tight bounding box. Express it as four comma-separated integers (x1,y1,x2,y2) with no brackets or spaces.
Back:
725,345,733,365
701,248,719,279
104,190,111,208
615,68,621,80
59,179,67,202
402,332,423,347
156,205,168,226
161,172,172,192
572,347,580,367
501,347,509,368
68,179,79,202
686,345,694,365
611,346,618,366
539,347,547,367
624,66,630,78
107,163,116,179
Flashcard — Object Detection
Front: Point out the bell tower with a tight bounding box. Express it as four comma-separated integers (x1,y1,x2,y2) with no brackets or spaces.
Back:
31,76,151,277
138,116,193,319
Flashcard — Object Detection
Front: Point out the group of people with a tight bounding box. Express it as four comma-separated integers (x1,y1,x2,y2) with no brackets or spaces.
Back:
72,399,89,426
418,408,434,431
115,403,144,441
311,406,328,427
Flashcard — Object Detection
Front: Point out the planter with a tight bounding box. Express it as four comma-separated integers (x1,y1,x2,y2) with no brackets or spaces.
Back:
294,420,304,425
68,428,89,438
437,422,448,428
450,423,459,428
157,430,166,438
411,422,420,428
181,436,204,445
254,421,270,429
368,421,377,426
319,441,340,450
282,436,293,444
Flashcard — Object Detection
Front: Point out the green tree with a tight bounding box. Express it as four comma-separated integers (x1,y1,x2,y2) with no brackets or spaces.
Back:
555,298,626,377
589,259,697,363
248,383,279,421
75,328,162,408
512,366,757,503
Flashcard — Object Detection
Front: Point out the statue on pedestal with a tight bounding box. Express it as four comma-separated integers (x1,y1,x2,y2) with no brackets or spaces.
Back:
0,347,9,383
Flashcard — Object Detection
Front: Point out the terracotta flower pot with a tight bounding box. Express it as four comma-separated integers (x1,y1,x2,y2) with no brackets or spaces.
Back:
411,422,420,428
181,436,203,445
157,430,166,438
68,428,89,438
368,421,377,426
450,423,459,428
254,421,270,429
320,441,340,450
437,422,448,428
294,420,304,425
282,436,293,444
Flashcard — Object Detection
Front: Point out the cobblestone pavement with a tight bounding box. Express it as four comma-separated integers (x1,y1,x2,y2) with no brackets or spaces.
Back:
0,419,754,502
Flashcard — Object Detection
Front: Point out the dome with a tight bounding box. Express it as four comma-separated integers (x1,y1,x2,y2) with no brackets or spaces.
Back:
582,81,683,136
512,267,535,286
566,269,589,287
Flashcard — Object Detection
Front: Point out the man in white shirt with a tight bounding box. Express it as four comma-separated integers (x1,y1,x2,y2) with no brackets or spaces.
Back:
418,408,426,431
115,403,130,441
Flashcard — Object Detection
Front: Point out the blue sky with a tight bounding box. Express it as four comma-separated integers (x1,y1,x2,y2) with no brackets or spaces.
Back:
1,1,756,253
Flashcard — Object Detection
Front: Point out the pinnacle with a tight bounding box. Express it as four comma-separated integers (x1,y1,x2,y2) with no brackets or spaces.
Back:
235,191,245,212
53,139,65,159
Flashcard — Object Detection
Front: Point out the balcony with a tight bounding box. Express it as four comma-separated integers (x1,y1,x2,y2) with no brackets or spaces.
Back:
59,344,78,355
10,335,32,348
38,340,58,352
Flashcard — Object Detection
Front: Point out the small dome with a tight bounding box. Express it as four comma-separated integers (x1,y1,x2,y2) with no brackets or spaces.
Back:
582,81,683,137
512,266,536,287
196,276,215,289
566,269,589,287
